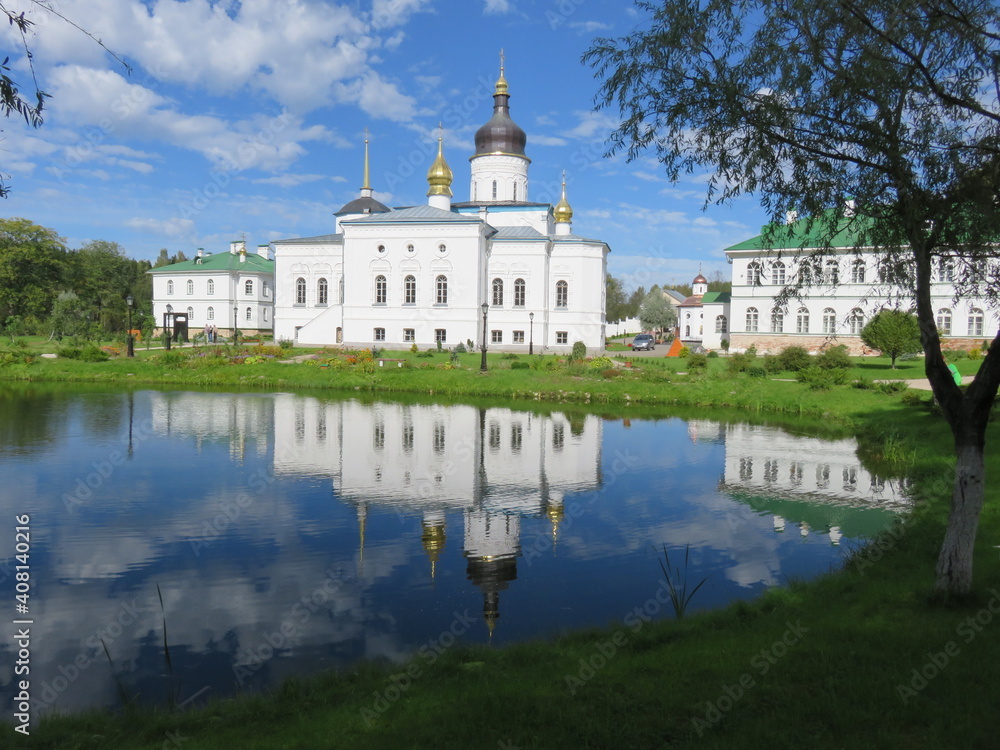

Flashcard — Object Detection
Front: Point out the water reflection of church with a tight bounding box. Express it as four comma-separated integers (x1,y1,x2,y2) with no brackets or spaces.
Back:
689,420,911,544
272,398,603,634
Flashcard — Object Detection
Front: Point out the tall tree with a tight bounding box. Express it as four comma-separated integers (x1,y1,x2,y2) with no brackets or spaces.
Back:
639,288,677,335
0,217,67,324
861,309,922,368
605,274,630,323
587,0,1000,596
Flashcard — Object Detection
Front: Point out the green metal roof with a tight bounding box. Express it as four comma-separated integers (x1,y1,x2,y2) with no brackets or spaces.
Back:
148,252,274,274
700,291,731,304
725,212,874,251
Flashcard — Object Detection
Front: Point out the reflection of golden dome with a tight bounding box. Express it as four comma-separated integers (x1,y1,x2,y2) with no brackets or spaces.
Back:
421,521,446,578
426,136,453,197
553,175,573,224
546,502,564,545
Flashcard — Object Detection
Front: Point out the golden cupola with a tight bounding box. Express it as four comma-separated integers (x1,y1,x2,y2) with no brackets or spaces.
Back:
426,135,453,197
553,173,573,235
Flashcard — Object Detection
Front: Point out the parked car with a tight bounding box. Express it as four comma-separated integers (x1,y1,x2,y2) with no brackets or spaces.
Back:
631,333,655,351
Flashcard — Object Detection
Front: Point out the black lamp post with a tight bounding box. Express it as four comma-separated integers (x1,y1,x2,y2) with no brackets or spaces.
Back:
480,302,489,372
528,312,534,356
233,305,239,348
126,294,134,358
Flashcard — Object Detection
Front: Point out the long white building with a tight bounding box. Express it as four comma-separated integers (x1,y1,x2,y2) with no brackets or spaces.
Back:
719,212,997,354
272,63,610,353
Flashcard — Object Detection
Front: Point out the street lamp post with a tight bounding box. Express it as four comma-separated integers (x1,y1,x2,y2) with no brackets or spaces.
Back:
126,294,134,358
480,302,489,372
529,312,534,356
233,305,239,348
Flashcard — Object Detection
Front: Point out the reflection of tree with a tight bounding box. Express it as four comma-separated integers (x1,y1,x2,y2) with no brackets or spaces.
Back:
0,385,68,454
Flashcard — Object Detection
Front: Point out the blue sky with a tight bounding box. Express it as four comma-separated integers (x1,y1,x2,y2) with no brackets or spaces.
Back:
1,0,764,291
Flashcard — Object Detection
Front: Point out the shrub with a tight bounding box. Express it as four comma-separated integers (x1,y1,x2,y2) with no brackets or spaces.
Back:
707,350,719,358
678,345,691,358
511,361,530,370
589,356,614,369
277,338,294,350
410,342,419,354
453,342,467,354
852,376,874,390
687,352,708,370
371,346,383,359
416,351,435,358
762,354,783,374
721,339,730,352
901,391,930,407
816,344,852,369
155,350,187,368
777,345,811,372
727,351,755,373
436,339,443,351
467,339,475,351
746,366,768,378
56,346,83,359
968,347,983,361
78,346,110,362
799,365,849,389
876,380,909,394
943,349,968,362
571,340,588,361
500,352,519,360
600,368,622,378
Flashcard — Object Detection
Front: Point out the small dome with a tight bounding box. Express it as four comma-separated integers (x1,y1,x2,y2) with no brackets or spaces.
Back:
474,61,526,157
693,273,708,285
426,136,453,197
335,196,390,216
553,174,573,223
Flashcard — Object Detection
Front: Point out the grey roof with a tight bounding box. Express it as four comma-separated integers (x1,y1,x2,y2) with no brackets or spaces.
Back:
664,289,687,303
550,233,608,245
335,196,390,215
452,201,550,209
343,205,481,224
491,225,547,240
272,233,343,245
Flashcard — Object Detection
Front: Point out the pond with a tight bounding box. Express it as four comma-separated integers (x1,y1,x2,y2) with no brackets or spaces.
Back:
0,386,909,716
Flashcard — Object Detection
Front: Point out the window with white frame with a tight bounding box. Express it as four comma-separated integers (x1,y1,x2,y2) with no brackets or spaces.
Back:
969,307,984,336
245,279,253,295
746,307,759,332
491,330,502,343
403,328,415,342
317,278,328,305
263,308,268,322
435,275,448,304
435,328,446,343
555,280,568,308
849,308,864,335
771,308,784,333
937,308,952,335
207,279,215,295
187,279,194,295
938,257,955,282
747,262,762,286
374,327,385,341
295,277,306,305
167,280,174,295
514,278,526,307
404,275,416,304
851,260,866,284
187,306,194,320
492,278,504,306
263,281,269,298
796,307,809,333
207,306,214,320
822,307,837,334
374,275,387,305
513,330,524,343
823,260,840,285
556,331,568,344
245,306,252,321
772,261,786,285
715,315,727,333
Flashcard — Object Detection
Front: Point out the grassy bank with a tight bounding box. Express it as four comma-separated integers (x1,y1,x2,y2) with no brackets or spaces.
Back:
3,350,999,748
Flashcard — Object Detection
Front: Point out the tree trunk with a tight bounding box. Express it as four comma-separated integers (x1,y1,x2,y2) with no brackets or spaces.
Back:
934,442,986,596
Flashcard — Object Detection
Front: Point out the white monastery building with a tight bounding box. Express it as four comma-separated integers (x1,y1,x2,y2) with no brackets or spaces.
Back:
148,240,275,336
272,63,610,353
713,211,997,354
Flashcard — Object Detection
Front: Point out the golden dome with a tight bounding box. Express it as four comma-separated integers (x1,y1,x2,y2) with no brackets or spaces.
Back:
426,136,453,197
553,174,573,224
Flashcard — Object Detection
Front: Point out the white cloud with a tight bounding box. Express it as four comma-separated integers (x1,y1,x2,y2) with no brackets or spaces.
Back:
126,216,196,239
252,174,328,188
484,0,512,14
569,21,612,34
531,134,567,147
566,110,619,140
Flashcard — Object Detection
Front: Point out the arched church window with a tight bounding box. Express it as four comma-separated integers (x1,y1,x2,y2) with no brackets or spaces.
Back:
796,307,809,333
317,278,328,305
245,306,252,321
492,278,504,306
167,280,174,295
404,275,416,305
295,278,306,305
207,306,214,320
746,307,759,332
436,275,448,305
747,262,761,286
245,279,253,295
936,308,952,335
822,308,836,334
716,315,727,333
514,278,526,307
207,279,215,295
187,306,194,320
848,308,864,335
969,307,984,336
772,261,786,285
187,279,194,295
492,181,497,200
374,275,387,305
771,308,784,333
556,280,568,308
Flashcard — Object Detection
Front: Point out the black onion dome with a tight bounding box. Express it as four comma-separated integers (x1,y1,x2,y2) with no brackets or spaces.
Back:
474,91,527,157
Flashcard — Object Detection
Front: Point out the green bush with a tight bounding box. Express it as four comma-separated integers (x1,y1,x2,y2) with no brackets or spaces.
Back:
678,345,691,358
453,342,467,354
943,349,968,362
410,342,419,354
762,354,783,374
727,351,756,373
500,352,519,360
56,346,83,359
707,350,719,358
799,365,849,389
277,338,294,351
155,350,188,368
687,352,708,370
511,361,530,370
746,366,768,378
816,344,852,369
571,341,588,361
876,380,909,394
78,346,110,362
901,390,931,407
777,345,812,372
968,347,983,361
416,351,435,358
589,356,614,369
852,375,874,390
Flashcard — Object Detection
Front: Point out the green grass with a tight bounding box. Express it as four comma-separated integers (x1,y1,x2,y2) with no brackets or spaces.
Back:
3,348,999,748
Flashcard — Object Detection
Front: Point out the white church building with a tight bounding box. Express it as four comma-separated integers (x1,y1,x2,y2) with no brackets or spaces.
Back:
272,64,610,353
